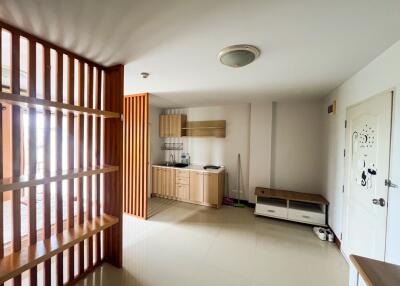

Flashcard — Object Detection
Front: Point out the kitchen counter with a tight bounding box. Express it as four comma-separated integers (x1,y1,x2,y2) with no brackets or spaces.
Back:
152,164,225,174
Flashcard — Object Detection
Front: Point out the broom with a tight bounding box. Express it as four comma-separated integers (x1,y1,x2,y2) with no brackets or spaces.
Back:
234,153,245,208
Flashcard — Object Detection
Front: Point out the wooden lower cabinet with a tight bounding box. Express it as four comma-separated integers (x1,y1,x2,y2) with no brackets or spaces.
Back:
152,166,224,208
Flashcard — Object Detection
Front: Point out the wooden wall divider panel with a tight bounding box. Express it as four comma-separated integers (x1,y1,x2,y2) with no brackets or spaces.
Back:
0,21,123,285
123,93,148,219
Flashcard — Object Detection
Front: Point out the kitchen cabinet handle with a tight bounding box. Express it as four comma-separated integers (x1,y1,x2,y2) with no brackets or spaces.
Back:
267,210,275,213
302,215,310,219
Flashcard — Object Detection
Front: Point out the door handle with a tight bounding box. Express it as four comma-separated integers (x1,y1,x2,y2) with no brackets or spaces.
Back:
385,179,398,189
372,198,386,207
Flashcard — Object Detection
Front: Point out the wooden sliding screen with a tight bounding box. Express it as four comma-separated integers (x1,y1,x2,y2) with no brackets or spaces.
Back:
123,93,149,219
0,21,123,285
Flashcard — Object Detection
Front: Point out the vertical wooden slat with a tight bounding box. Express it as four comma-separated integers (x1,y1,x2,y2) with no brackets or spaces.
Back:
135,97,139,214
95,69,101,263
139,97,143,216
55,51,64,286
86,65,93,269
11,32,22,286
103,65,123,267
77,61,85,275
28,39,38,286
42,45,51,286
122,99,129,212
67,56,75,282
0,27,4,286
128,97,133,214
143,94,149,218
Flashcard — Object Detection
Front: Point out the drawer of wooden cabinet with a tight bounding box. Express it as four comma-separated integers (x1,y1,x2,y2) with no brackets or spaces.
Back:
288,209,325,225
176,184,189,200
255,204,288,219
176,176,189,185
176,170,189,178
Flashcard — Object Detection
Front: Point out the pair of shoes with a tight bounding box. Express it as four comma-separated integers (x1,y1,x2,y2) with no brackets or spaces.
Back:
313,227,335,242
326,229,334,242
313,227,327,240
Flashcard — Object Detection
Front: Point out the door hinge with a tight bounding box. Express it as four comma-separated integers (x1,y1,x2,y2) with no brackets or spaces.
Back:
344,149,346,157
340,233,343,240
342,185,344,193
345,120,347,128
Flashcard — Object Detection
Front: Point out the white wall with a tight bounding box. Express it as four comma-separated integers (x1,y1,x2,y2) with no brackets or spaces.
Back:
149,105,163,196
248,102,273,203
322,40,400,264
163,104,251,199
271,100,324,194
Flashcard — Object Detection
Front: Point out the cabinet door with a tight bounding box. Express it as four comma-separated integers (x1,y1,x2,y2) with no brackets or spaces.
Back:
204,173,218,205
166,168,176,198
189,171,204,203
152,167,161,195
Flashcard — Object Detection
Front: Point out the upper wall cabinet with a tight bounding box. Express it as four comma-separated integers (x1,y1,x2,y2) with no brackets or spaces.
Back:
159,114,187,137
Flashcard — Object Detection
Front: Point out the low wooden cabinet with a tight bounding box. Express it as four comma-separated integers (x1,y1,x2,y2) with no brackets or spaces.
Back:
159,114,187,138
152,166,224,208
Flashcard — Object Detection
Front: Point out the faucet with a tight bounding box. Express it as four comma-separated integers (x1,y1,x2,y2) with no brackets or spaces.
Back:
169,153,175,165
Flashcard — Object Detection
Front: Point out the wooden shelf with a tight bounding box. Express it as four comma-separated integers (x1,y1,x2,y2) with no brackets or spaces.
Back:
350,255,400,286
0,165,119,192
0,214,119,284
255,187,329,205
0,92,120,118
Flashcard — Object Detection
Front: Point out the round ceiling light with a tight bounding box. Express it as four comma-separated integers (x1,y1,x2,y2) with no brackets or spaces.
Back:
218,45,260,68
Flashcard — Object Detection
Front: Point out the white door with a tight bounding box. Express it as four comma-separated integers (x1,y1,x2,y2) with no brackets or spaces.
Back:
342,91,393,261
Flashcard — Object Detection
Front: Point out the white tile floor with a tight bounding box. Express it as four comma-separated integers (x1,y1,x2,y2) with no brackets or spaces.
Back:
79,198,349,286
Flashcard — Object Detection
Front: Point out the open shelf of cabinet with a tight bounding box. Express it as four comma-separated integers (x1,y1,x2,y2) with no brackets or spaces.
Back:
0,92,120,118
0,214,119,284
0,165,119,192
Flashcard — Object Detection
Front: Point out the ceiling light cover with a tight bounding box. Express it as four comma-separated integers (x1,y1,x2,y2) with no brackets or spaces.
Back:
218,45,260,68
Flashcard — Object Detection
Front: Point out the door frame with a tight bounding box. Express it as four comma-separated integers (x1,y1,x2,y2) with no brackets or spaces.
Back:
341,89,394,261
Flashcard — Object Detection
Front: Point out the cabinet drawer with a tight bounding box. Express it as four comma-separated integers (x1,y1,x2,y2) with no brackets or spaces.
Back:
176,170,189,179
288,209,325,225
176,184,189,200
255,204,288,219
176,176,189,185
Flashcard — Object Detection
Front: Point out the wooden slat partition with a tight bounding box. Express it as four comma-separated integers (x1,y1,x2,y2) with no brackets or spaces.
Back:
0,22,124,285
123,93,149,219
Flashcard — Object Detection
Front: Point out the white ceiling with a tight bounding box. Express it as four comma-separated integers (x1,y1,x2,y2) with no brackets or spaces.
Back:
1,1,400,107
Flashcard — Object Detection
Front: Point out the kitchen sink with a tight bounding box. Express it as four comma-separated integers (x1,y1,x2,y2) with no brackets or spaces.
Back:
158,162,189,168
174,163,189,168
